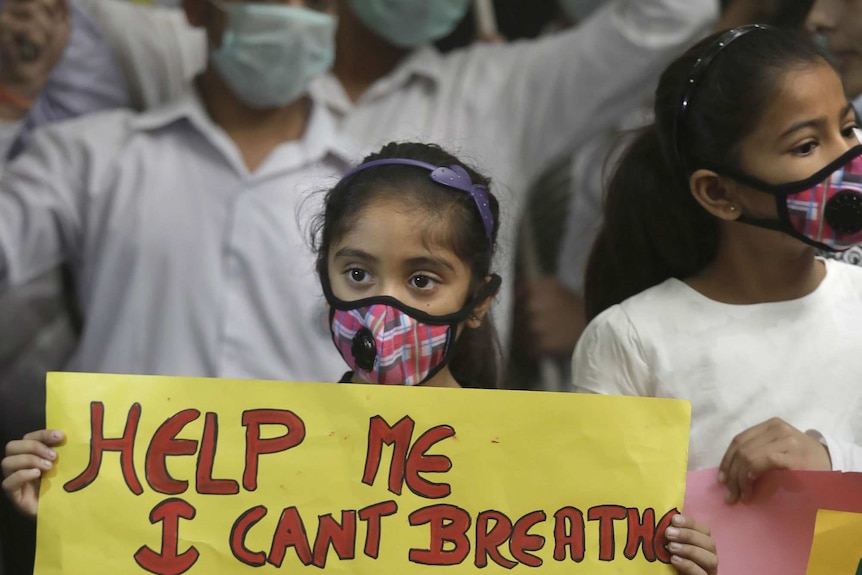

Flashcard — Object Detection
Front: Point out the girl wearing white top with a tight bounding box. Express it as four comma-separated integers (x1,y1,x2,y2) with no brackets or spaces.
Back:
572,25,862,505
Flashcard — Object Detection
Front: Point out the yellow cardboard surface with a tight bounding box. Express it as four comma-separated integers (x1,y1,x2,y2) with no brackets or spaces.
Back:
35,372,690,574
806,509,862,575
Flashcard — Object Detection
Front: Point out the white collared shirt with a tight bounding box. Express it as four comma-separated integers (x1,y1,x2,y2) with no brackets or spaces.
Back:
0,91,355,382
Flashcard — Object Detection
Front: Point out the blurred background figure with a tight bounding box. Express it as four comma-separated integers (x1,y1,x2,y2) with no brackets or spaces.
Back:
0,0,205,523
0,2,334,573
719,0,813,29
0,0,206,482
509,0,674,391
0,2,130,568
127,0,182,5
0,0,121,158
806,0,862,265
807,0,862,126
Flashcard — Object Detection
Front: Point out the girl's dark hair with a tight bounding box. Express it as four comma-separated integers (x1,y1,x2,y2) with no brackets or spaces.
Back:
584,27,832,321
312,142,502,389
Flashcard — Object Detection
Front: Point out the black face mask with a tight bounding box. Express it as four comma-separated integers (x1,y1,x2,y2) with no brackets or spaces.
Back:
723,145,862,252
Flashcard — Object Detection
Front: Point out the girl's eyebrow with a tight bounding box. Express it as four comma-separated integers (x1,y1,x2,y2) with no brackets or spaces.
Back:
779,103,855,140
405,256,457,273
334,249,456,272
333,247,378,263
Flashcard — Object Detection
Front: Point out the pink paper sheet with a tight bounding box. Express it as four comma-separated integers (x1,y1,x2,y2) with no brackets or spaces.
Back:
683,469,862,575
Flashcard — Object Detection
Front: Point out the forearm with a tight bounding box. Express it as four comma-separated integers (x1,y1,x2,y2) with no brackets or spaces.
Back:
506,0,718,181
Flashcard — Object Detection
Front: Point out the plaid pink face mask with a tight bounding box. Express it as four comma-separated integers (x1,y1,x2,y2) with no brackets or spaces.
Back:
331,304,454,386
733,145,862,252
323,274,502,386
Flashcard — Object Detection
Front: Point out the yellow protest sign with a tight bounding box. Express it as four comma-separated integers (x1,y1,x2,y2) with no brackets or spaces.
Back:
35,372,690,575
806,509,862,575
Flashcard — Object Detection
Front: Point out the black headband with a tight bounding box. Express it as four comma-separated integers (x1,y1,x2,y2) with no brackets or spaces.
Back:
672,24,774,177
338,158,495,246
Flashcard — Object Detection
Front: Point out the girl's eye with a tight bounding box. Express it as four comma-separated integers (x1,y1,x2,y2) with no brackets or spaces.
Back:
842,125,861,140
347,268,370,283
409,275,438,290
792,141,817,156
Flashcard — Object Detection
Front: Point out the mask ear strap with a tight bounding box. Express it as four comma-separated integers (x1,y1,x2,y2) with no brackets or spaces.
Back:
735,192,793,234
735,200,843,252
463,274,502,317
475,274,502,302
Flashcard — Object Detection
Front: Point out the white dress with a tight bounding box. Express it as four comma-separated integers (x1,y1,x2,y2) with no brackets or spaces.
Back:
571,259,862,471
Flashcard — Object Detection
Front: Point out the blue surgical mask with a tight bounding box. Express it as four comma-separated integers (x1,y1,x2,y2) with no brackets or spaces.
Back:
210,1,336,109
349,0,470,48
557,0,605,22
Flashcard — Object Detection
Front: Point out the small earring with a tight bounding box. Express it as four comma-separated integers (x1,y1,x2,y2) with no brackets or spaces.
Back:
729,205,737,212
470,314,479,321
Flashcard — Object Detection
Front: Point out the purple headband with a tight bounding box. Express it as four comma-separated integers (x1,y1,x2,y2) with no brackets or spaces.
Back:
339,158,495,245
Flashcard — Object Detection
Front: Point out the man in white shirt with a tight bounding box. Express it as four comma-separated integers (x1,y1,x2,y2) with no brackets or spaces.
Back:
808,0,862,109
0,0,131,157
0,0,353,383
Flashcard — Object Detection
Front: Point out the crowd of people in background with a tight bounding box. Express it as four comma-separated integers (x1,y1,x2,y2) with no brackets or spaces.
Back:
2,0,862,573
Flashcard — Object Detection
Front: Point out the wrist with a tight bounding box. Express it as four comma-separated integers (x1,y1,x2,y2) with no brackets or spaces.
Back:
805,429,835,471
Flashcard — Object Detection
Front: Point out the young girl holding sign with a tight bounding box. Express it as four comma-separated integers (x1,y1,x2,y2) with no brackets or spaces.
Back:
3,142,719,574
573,25,862,502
